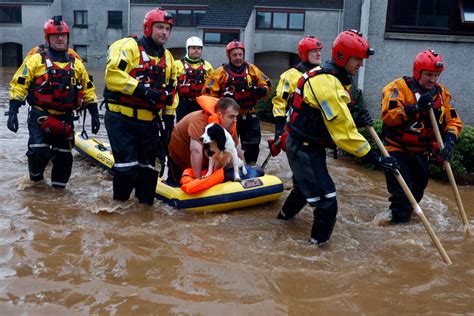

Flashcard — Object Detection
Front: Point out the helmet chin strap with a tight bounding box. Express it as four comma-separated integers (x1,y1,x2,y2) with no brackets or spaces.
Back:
184,54,201,62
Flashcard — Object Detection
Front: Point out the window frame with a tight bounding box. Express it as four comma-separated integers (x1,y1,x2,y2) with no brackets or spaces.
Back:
0,5,21,24
107,10,123,29
203,29,240,44
163,7,207,27
255,9,304,31
459,0,474,25
385,0,474,36
73,10,88,28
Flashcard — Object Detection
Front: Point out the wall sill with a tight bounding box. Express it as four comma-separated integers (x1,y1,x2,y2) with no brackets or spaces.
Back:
385,32,474,43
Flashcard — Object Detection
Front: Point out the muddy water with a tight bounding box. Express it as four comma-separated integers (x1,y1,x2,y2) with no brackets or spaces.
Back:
0,68,473,314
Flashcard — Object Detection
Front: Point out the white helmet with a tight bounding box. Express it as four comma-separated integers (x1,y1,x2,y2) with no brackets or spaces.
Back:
186,36,203,52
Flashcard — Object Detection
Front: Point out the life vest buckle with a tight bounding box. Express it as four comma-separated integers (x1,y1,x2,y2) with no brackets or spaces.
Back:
409,121,424,133
246,75,252,88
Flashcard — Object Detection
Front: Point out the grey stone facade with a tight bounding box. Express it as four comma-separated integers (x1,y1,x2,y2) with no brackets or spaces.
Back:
361,0,474,125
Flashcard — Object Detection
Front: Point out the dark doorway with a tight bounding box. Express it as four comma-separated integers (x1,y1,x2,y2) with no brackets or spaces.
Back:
169,47,186,61
1,42,23,67
288,52,300,68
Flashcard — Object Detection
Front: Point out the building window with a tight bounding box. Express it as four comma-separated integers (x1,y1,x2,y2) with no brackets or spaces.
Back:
164,8,206,26
203,31,240,44
74,10,88,28
0,5,21,23
256,11,271,28
194,10,206,25
460,1,474,24
256,10,304,30
386,0,474,35
177,10,192,26
108,11,122,29
74,45,88,62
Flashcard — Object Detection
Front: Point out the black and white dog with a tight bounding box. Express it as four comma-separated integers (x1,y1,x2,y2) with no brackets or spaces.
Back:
200,122,247,181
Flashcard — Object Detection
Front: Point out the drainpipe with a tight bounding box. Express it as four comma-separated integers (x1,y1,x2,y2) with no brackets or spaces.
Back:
127,0,131,35
338,7,343,32
358,0,371,91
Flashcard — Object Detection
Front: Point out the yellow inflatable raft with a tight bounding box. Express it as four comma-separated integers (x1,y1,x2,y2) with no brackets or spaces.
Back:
74,133,284,212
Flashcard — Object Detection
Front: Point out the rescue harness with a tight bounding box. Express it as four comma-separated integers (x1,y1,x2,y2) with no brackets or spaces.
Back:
104,36,175,111
177,58,207,99
26,46,83,112
287,67,351,147
382,76,443,153
221,63,258,109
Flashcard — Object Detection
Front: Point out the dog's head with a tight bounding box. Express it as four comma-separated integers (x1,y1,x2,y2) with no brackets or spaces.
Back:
200,123,227,152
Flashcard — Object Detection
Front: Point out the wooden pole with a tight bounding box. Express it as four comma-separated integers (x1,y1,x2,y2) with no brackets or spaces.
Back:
428,109,472,236
368,126,452,264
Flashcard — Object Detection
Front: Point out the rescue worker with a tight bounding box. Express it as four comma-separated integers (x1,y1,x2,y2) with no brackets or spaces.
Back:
381,50,463,223
272,35,323,143
277,29,399,246
6,16,99,188
175,36,214,122
103,8,177,205
167,96,245,187
203,40,271,165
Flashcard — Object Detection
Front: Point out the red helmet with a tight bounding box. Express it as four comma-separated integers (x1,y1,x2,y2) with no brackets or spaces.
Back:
298,35,323,62
226,40,245,61
143,8,174,37
412,50,444,80
44,16,69,45
332,29,374,67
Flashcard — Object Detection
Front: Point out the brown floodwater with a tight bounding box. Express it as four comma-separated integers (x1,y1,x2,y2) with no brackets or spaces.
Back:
0,68,473,314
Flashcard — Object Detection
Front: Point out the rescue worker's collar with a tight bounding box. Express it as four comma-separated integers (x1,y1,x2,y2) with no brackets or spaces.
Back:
227,62,247,74
323,60,352,86
183,55,203,64
412,76,433,94
140,36,164,58
295,61,318,73
45,46,69,63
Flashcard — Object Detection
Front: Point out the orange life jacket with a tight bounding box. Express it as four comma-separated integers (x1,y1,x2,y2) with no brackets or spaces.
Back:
104,36,174,111
196,95,237,137
382,76,443,153
220,63,258,109
26,46,84,111
177,59,206,98
180,167,225,194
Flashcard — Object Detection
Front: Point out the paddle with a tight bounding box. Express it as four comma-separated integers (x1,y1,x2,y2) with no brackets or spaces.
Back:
367,126,452,265
428,109,472,236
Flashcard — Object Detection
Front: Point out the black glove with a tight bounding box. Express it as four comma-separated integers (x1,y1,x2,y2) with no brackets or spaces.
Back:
256,86,267,98
404,104,418,118
134,83,164,105
86,102,100,134
417,89,435,111
6,100,21,133
363,148,400,174
162,114,175,145
439,132,456,161
274,116,286,140
352,107,374,127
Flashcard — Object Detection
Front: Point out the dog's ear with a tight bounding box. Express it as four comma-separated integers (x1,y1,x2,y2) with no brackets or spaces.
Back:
214,125,227,152
207,124,227,152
